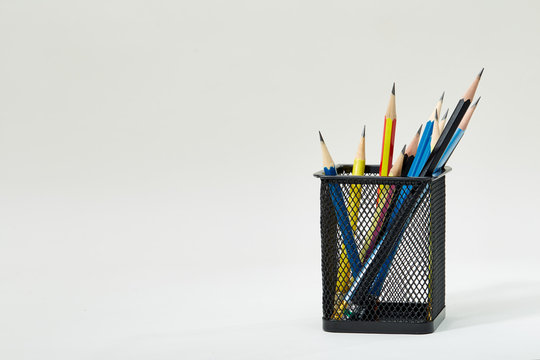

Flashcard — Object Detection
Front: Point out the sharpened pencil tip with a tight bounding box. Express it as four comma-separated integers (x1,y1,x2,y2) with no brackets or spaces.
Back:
473,96,481,106
401,145,406,155
478,68,484,78
442,108,449,121
392,82,395,95
440,91,445,101
417,124,423,135
362,125,365,137
318,131,324,142
435,109,439,121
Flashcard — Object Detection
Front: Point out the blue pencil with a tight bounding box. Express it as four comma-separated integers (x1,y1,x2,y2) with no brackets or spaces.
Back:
319,132,362,277
408,119,434,177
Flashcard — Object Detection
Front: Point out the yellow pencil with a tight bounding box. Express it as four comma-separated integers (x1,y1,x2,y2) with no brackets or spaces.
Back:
353,125,366,177
379,84,396,177
348,125,366,231
336,126,366,295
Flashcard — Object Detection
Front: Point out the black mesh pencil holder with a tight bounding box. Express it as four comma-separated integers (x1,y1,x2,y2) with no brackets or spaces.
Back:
313,164,450,334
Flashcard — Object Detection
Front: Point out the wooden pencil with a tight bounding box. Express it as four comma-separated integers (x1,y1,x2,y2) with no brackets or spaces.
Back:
428,92,444,150
319,132,362,278
435,91,444,125
457,97,480,132
439,108,449,133
353,125,366,176
389,145,406,176
379,83,397,176
337,126,366,295
430,109,440,151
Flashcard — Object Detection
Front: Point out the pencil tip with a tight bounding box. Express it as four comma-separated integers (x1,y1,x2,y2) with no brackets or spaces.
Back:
318,131,324,142
478,68,484,78
440,91,445,101
473,96,481,106
362,125,365,137
435,109,439,121
401,144,406,155
392,82,395,95
442,108,449,120
417,124,423,135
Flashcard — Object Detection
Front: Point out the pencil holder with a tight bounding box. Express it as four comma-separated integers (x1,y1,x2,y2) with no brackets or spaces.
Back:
313,164,449,334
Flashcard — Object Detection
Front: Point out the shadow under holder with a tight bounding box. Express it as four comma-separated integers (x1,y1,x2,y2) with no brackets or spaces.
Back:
313,164,451,334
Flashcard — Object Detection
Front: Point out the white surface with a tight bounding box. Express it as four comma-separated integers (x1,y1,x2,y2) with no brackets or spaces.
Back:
1,0,540,358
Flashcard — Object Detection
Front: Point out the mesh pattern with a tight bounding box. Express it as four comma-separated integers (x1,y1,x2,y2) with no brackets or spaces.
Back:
430,176,446,319
318,165,446,326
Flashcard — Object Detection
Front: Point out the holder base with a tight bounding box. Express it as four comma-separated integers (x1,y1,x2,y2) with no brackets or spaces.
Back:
323,306,445,334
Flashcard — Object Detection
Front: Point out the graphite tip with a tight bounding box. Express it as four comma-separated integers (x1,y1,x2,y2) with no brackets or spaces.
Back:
478,68,484,78
318,131,324,142
391,82,395,95
401,144,406,155
442,108,449,121
473,96,481,106
362,125,365,137
417,124,423,135
435,109,439,121
440,91,445,101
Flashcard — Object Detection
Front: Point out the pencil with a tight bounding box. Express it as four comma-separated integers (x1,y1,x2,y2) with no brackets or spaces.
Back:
420,68,483,176
408,109,435,177
430,109,440,151
319,132,362,279
347,125,366,230
336,126,366,294
352,125,366,177
429,92,444,152
379,83,397,176
433,97,481,175
439,108,449,133
435,91,444,129
402,124,422,176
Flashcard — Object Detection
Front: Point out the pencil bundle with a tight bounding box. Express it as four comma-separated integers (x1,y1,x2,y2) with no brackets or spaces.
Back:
317,69,484,321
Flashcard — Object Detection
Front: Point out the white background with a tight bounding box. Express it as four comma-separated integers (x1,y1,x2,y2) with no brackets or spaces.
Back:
1,1,539,359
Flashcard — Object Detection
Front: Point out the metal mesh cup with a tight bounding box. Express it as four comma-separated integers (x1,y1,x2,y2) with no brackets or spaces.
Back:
314,164,449,334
